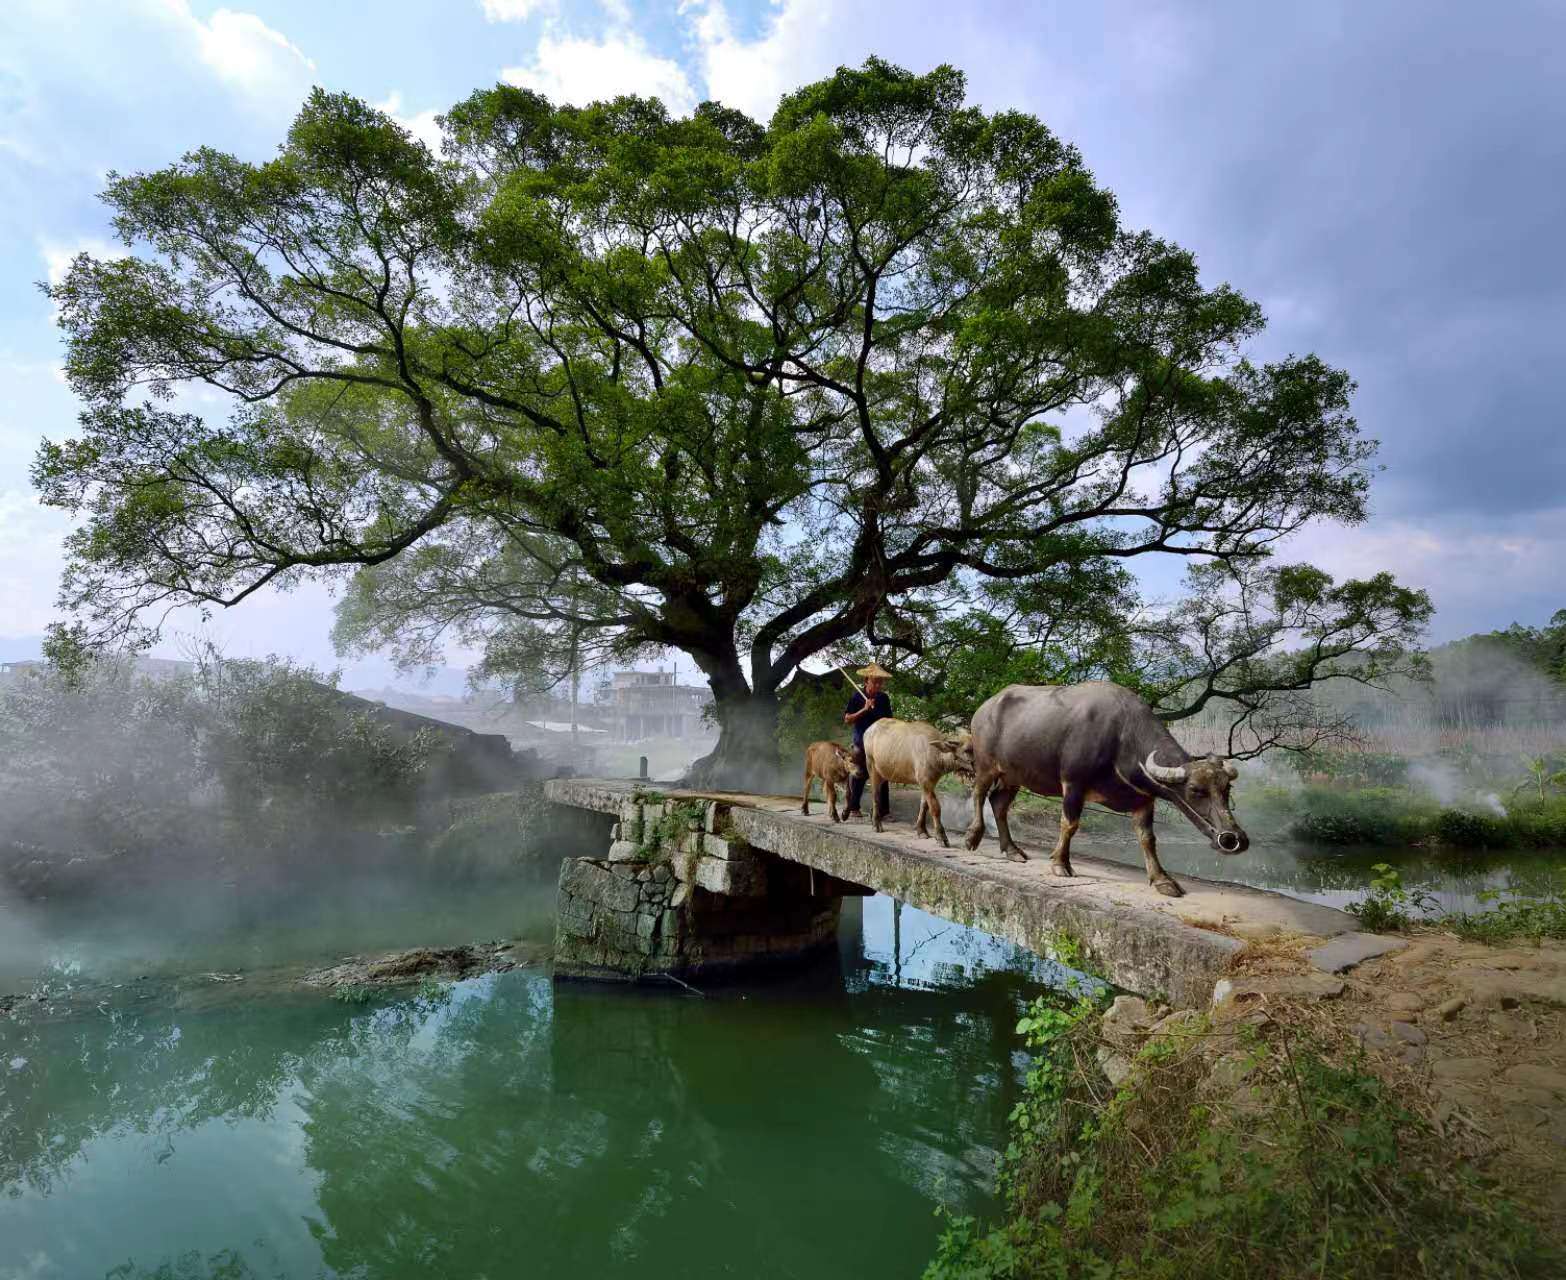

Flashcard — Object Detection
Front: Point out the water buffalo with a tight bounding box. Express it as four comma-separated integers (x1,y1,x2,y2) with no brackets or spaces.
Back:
962,682,1248,897
863,719,975,847
800,740,865,823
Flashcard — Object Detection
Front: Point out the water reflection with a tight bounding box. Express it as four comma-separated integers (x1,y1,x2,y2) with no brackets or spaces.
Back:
1,897,1043,1280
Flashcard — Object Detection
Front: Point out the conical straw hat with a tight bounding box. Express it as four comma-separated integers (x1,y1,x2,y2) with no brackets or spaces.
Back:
856,662,894,679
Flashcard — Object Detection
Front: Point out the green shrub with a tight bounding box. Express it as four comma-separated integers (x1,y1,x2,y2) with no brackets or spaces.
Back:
1501,796,1566,847
927,996,1562,1278
1444,884,1566,944
1289,786,1434,846
1289,748,1409,787
1433,807,1511,849
1347,863,1438,932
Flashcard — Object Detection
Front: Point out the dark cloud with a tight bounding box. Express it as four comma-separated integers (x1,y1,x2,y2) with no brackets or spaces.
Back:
1004,1,1566,524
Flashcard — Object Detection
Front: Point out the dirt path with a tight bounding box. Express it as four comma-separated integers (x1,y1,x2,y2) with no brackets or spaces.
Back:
1216,927,1566,1219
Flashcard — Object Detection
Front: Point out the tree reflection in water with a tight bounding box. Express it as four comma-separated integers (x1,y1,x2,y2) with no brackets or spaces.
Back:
1,898,1055,1280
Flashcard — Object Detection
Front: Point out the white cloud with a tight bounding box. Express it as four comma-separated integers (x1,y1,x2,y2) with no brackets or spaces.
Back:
39,237,122,291
375,93,444,154
479,0,552,21
689,0,842,122
1290,508,1566,642
502,31,697,113
151,1,315,102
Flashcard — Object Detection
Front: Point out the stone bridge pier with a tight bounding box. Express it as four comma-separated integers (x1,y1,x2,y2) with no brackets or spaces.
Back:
552,791,869,982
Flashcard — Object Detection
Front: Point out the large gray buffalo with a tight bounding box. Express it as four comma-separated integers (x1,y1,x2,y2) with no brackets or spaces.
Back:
962,682,1249,897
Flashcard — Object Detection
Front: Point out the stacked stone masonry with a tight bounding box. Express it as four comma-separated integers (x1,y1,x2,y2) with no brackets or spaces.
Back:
553,793,846,982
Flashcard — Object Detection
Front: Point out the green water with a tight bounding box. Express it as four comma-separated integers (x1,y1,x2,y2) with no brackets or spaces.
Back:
0,876,1061,1280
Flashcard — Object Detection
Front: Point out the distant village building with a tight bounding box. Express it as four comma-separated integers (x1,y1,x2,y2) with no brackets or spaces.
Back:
608,669,712,741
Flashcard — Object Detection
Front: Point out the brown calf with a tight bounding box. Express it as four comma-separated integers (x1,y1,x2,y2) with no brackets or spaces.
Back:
801,741,865,823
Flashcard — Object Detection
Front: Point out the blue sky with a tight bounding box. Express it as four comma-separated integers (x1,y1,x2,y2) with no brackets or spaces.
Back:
1,0,1562,684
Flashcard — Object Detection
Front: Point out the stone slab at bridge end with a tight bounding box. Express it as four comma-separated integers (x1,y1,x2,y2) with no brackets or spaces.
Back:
542,779,1363,1009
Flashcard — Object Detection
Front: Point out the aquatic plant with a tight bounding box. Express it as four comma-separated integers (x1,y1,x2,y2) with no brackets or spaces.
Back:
1346,863,1438,933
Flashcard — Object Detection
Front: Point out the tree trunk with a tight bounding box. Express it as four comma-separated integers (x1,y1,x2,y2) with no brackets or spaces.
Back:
683,687,783,793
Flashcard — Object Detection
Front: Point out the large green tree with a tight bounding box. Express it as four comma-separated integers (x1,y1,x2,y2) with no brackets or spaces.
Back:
37,59,1427,787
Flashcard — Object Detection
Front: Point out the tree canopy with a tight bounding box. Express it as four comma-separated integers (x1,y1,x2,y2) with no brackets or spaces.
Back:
37,58,1429,784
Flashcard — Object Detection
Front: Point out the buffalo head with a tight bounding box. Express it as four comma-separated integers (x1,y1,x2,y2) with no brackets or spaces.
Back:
834,743,867,779
938,731,976,783
1142,752,1249,855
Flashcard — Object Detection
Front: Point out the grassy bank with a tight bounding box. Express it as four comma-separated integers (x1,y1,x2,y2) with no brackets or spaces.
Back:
1244,783,1566,850
927,992,1562,1279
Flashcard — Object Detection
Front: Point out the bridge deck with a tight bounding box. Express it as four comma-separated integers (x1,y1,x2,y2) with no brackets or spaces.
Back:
544,778,1359,1008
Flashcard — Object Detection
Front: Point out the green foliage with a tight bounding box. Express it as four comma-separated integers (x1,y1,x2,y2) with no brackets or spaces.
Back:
1443,882,1566,944
1513,754,1566,804
776,675,852,765
1286,784,1566,851
1289,786,1436,846
201,656,447,824
1288,748,1409,787
36,61,1425,787
1347,863,1439,932
422,788,550,876
927,1007,1562,1278
0,651,447,870
1432,807,1510,850
1445,608,1566,687
635,800,705,862
1501,796,1566,847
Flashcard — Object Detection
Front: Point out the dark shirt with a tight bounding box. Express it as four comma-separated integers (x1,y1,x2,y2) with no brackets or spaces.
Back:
845,690,893,745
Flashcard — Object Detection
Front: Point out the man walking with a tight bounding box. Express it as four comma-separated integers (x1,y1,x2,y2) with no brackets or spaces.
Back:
843,663,893,820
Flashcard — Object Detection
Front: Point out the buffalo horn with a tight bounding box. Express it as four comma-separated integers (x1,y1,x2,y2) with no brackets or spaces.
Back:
1143,752,1188,784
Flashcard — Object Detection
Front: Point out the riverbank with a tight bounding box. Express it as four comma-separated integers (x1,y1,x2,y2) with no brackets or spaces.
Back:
930,927,1566,1278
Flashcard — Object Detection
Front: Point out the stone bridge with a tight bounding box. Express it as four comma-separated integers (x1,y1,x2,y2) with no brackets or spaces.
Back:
544,778,1362,1009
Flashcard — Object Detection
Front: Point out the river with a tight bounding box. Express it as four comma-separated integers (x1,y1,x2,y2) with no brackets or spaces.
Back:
2,811,1556,1280
0,866,1071,1280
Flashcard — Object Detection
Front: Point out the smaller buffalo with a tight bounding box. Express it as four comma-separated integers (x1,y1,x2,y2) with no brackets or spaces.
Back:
800,740,865,823
963,682,1249,897
863,719,975,847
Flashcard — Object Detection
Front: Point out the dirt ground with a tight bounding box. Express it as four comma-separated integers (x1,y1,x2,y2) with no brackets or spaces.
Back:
1214,927,1566,1221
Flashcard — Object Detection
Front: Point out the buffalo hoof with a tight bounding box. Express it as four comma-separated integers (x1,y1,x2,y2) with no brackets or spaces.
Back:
936,832,950,849
1005,848,1029,863
800,805,809,816
829,813,842,824
1153,878,1185,898
1048,862,1073,878
964,829,984,852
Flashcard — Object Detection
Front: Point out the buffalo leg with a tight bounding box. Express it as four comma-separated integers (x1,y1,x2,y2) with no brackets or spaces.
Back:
827,779,841,823
871,767,887,833
801,768,813,816
1049,785,1083,878
1133,802,1183,897
914,792,929,838
964,768,999,850
990,785,1028,863
928,787,949,848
